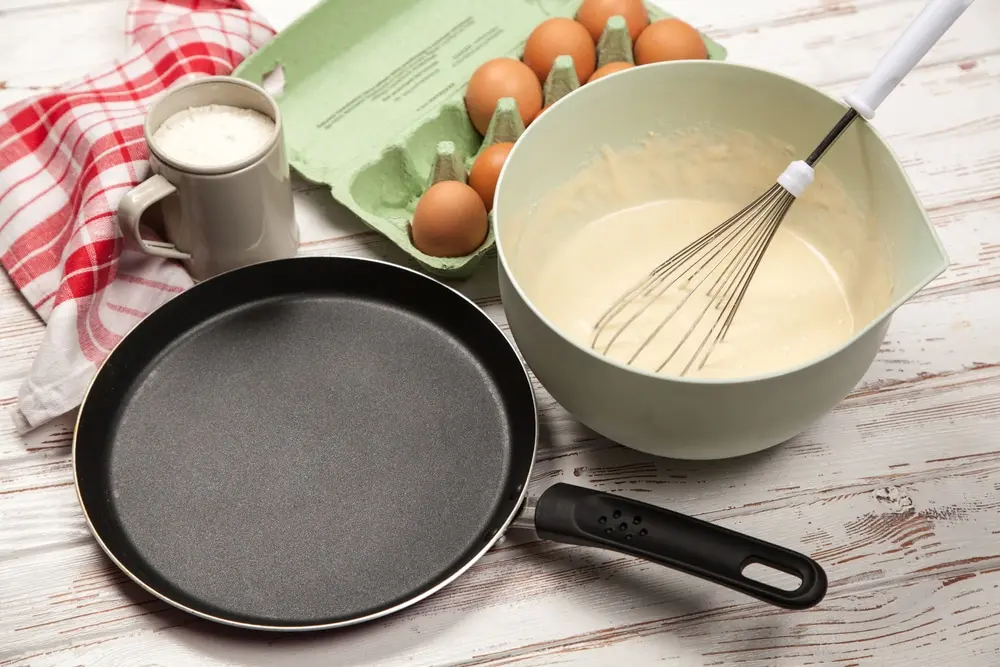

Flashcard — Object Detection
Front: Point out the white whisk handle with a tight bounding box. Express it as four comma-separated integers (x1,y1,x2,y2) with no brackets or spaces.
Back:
844,0,974,119
777,160,815,198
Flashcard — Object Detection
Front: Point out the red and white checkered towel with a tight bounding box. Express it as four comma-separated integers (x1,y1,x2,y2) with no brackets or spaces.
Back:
0,0,275,433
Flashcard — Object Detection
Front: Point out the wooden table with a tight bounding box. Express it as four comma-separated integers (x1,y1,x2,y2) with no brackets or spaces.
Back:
2,0,999,664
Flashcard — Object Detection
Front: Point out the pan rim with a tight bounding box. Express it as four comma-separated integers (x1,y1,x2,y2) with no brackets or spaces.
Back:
71,255,539,632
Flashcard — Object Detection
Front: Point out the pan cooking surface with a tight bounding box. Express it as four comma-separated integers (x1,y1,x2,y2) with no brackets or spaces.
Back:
93,285,520,627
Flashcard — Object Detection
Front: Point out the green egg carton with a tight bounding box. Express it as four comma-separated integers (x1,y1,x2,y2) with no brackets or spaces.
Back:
235,0,727,279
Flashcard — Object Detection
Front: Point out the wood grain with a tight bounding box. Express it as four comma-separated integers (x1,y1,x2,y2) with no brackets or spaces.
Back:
3,0,1000,665
0,0,128,87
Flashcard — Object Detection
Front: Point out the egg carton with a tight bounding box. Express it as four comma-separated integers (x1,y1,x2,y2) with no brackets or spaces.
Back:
235,0,727,279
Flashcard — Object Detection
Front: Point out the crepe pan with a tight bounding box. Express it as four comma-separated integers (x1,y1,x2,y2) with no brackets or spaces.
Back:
73,256,827,630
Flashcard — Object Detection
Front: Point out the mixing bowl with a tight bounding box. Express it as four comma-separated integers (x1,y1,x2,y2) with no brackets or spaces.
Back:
493,60,949,460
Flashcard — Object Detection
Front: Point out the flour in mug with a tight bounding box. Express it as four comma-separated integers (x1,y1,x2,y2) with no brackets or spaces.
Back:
151,104,276,169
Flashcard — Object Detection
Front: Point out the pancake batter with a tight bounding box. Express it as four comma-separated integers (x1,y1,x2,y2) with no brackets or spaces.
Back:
513,127,894,380
528,198,854,378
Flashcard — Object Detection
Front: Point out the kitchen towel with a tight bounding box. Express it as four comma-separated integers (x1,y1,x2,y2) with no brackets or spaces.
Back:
0,0,275,433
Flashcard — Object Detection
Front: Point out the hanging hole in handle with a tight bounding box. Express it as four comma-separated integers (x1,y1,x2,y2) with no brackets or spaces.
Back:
741,560,804,592
262,63,286,98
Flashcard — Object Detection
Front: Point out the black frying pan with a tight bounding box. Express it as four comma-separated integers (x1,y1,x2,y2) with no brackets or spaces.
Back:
73,256,826,631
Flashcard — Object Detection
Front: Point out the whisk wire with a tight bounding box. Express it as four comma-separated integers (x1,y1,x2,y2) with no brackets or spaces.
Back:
592,186,780,355
683,194,794,375
652,186,791,373
716,196,794,342
591,187,774,339
702,186,785,299
590,152,829,374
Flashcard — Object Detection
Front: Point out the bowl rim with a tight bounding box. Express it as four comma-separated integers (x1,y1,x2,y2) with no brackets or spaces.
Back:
492,59,950,386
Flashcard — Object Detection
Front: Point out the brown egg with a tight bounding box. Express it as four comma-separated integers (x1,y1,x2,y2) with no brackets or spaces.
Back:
634,18,708,64
575,0,649,43
587,61,634,82
411,181,489,257
465,58,543,135
522,18,597,84
468,142,514,212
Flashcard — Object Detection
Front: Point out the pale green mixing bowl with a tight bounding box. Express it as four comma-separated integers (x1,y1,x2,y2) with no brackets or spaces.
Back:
493,60,949,460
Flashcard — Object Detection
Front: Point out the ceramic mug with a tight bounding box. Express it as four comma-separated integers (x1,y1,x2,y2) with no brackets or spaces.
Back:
118,75,299,281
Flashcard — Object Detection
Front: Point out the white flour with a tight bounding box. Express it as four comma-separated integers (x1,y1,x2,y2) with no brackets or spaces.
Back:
151,104,275,169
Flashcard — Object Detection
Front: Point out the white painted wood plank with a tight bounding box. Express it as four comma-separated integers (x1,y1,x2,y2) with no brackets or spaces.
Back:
0,0,111,13
457,571,1000,666
666,0,999,86
0,0,128,87
824,60,1000,215
244,0,317,32
1,0,995,95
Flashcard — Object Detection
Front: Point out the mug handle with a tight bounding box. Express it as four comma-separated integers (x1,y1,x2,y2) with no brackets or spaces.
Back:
117,175,192,261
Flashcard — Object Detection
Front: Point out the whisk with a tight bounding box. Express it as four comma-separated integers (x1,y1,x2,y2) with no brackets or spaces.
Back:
592,0,974,376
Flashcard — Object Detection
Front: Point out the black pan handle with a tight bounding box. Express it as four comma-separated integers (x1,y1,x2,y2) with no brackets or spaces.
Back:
533,483,827,610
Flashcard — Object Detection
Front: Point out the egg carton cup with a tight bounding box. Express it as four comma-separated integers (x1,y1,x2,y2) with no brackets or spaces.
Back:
235,0,727,279
598,15,635,67
428,141,467,187
544,55,581,106
427,94,525,186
